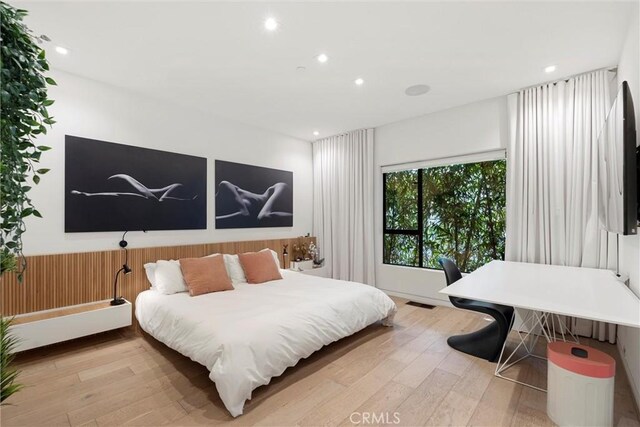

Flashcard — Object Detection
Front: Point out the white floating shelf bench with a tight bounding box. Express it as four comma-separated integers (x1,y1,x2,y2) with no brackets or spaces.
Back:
7,299,132,352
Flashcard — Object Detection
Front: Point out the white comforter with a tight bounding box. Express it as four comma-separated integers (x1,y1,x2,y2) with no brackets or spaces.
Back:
135,270,396,417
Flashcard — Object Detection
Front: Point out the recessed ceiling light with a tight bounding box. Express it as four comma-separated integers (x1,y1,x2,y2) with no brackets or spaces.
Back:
405,84,430,96
355,78,364,86
316,53,328,63
545,65,557,73
264,17,278,31
55,46,68,55
313,131,320,136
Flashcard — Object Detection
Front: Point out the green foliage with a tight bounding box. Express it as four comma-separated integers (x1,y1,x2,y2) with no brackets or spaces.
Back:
0,2,54,280
383,159,506,272
1,317,22,403
422,160,506,271
384,233,419,266
384,169,418,230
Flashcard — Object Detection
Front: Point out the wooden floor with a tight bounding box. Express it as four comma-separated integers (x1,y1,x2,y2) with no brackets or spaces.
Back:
1,298,639,426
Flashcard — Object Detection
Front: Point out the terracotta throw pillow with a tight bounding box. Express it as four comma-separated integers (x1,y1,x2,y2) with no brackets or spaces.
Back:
179,255,234,296
238,250,283,284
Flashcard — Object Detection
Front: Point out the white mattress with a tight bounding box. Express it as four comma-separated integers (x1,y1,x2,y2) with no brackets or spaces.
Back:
135,270,396,417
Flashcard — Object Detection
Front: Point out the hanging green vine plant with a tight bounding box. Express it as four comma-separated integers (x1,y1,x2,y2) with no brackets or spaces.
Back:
1,1,55,281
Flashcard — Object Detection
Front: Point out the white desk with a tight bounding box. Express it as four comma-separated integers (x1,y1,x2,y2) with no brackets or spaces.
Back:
439,260,640,390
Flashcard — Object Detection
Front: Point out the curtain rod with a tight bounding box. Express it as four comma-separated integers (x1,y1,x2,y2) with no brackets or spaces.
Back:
511,66,618,94
313,127,373,143
380,147,506,171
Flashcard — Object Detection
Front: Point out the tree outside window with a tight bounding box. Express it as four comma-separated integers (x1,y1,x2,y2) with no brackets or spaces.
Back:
383,159,506,273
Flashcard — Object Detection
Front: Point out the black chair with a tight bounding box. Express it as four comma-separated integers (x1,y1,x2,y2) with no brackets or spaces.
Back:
438,257,514,363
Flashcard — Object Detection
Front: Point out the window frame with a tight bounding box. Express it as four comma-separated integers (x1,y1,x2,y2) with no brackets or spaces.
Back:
382,171,424,268
382,149,506,271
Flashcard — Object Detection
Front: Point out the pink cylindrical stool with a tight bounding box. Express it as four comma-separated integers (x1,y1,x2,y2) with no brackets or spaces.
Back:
547,342,616,427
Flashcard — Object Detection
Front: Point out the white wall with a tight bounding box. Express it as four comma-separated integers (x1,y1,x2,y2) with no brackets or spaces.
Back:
374,96,508,303
24,70,313,255
616,4,640,410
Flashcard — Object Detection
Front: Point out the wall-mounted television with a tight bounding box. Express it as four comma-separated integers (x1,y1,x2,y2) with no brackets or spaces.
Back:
597,81,637,235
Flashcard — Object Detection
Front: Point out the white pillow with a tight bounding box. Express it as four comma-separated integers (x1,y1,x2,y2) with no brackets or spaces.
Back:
154,260,188,294
143,262,157,288
260,248,281,269
146,254,217,291
223,254,247,284
223,250,281,284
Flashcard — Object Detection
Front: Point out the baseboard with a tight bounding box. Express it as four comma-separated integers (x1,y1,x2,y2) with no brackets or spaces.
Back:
617,338,640,416
379,289,453,308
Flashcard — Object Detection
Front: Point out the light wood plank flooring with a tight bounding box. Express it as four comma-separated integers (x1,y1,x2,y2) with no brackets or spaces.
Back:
1,298,638,426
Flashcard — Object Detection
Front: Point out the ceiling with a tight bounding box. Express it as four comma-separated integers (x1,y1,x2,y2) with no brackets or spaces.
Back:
20,1,636,141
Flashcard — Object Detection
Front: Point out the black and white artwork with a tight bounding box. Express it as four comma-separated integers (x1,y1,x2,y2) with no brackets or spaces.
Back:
215,160,293,229
65,135,207,232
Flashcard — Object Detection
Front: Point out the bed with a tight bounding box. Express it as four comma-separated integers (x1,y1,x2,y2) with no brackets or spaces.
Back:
135,269,396,417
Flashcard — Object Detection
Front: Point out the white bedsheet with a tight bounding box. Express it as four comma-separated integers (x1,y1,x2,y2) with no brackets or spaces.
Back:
135,270,396,417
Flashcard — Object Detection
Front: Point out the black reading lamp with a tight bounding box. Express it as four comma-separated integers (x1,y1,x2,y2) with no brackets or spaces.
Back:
111,230,145,306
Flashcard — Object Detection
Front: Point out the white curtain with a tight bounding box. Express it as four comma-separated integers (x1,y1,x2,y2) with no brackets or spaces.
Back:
313,128,375,284
506,69,618,343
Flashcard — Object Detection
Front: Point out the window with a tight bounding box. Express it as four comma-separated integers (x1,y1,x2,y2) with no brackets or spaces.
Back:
383,157,506,273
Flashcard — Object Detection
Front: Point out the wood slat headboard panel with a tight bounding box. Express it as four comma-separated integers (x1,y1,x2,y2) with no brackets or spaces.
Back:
0,237,316,323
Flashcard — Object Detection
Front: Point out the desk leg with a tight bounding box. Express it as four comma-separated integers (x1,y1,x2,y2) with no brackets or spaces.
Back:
494,310,579,392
